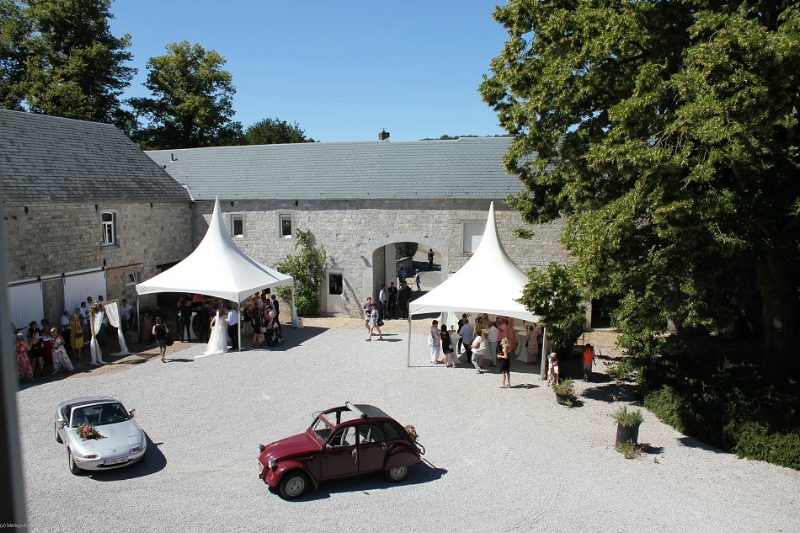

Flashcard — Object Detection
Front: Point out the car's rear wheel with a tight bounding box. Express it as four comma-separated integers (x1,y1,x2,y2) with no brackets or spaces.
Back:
279,471,309,500
55,423,62,443
385,465,408,481
67,448,82,475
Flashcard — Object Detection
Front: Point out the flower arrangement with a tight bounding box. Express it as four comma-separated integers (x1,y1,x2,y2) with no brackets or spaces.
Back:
404,424,419,442
89,302,103,318
75,423,106,441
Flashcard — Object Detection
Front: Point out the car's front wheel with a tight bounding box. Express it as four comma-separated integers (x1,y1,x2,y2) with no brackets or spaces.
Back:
67,448,82,475
279,471,309,500
385,465,408,481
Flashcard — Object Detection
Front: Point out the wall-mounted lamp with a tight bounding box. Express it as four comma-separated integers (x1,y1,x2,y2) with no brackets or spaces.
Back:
103,258,107,267
230,201,235,207
94,204,98,212
24,206,28,215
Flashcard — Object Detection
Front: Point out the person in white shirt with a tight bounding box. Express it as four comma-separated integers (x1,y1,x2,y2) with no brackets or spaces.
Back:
378,284,388,321
226,305,239,350
119,299,133,332
487,320,499,367
471,332,486,374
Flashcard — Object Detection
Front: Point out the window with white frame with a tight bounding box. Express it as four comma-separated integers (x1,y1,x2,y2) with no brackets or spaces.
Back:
462,222,484,254
279,214,293,238
101,211,116,246
124,273,139,286
229,214,244,238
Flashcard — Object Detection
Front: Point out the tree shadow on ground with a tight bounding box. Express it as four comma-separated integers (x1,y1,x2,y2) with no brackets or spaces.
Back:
641,443,665,455
283,326,336,345
579,381,639,403
85,433,167,481
280,460,448,502
676,436,725,454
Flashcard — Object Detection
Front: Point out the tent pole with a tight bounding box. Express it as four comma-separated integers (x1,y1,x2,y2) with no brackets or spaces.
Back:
290,283,299,328
540,328,548,380
238,301,242,352
407,311,412,368
136,296,140,343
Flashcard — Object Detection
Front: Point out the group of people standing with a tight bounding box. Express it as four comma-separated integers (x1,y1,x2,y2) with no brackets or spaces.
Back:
427,314,545,389
162,292,283,361
13,294,130,381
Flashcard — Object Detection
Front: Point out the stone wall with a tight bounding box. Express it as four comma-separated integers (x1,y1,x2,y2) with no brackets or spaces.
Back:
194,199,572,318
3,201,192,324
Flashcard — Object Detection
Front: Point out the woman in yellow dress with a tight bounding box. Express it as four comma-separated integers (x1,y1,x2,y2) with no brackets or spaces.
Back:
69,308,83,360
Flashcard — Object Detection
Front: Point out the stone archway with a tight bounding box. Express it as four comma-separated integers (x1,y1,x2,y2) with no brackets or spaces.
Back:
363,234,449,310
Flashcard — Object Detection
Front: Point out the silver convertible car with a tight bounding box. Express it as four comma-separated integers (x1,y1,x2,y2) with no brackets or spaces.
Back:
54,396,147,474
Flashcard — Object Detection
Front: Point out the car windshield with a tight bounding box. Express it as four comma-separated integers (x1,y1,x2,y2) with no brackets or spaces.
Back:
71,403,130,427
309,416,333,444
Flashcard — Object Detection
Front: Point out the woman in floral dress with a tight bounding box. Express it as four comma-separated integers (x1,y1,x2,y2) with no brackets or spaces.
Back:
49,327,74,374
15,333,33,380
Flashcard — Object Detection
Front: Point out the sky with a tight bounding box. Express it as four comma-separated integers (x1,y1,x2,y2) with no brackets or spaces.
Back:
107,0,511,143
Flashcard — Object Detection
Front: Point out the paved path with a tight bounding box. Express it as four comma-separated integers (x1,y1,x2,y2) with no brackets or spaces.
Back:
16,325,800,533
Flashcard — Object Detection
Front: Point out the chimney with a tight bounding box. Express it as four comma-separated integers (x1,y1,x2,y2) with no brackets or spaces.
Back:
378,129,390,141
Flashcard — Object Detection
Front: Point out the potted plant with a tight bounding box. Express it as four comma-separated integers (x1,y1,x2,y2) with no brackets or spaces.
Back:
612,405,644,448
552,379,575,405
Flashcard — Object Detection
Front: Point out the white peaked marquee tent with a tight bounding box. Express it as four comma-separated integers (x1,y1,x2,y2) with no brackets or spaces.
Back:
136,198,295,350
408,202,544,367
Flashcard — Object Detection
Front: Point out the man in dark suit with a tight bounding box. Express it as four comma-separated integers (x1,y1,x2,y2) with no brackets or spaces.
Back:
398,281,412,320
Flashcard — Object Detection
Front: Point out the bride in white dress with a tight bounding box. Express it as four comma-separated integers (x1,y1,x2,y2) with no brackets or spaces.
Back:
196,308,229,358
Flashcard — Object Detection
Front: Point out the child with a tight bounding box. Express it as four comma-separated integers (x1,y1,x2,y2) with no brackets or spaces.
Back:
499,338,511,388
583,343,596,381
547,352,560,386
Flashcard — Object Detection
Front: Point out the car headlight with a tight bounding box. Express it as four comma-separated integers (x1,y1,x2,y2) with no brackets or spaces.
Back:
268,459,277,470
130,446,142,453
81,453,99,459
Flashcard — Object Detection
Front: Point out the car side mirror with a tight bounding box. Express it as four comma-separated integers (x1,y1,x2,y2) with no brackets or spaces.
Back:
129,409,136,417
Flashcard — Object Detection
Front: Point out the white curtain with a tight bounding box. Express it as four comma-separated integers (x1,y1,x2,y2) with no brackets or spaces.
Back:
103,302,130,356
90,311,105,365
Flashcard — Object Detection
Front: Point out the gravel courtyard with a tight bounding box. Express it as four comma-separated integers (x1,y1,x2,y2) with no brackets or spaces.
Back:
16,323,800,533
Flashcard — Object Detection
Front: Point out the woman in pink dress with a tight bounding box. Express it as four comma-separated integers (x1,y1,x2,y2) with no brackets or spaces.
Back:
14,333,33,381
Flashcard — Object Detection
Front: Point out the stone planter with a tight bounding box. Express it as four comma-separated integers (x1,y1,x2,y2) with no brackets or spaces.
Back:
555,393,574,405
615,422,640,447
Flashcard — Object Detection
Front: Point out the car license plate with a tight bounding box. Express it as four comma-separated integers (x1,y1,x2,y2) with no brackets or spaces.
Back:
105,456,128,465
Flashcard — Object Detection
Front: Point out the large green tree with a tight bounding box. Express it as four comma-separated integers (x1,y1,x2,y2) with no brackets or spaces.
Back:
0,0,30,109
129,41,241,149
0,0,134,123
244,117,314,145
480,1,800,379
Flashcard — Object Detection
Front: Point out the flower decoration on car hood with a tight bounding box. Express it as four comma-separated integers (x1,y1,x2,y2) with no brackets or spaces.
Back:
75,423,106,441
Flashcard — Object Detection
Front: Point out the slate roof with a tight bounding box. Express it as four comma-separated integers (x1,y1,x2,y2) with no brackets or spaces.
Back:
146,136,522,201
0,110,190,205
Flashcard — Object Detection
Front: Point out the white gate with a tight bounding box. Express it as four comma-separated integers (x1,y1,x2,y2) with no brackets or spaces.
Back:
63,270,107,313
8,282,44,330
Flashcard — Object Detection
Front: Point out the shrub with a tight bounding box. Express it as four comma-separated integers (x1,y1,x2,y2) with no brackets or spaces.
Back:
552,379,575,396
616,440,643,459
606,358,636,380
731,423,800,470
640,349,800,470
612,405,644,427
275,229,326,317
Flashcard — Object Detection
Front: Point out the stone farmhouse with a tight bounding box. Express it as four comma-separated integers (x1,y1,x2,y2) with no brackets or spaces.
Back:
1,110,574,326
146,134,571,318
0,109,192,328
